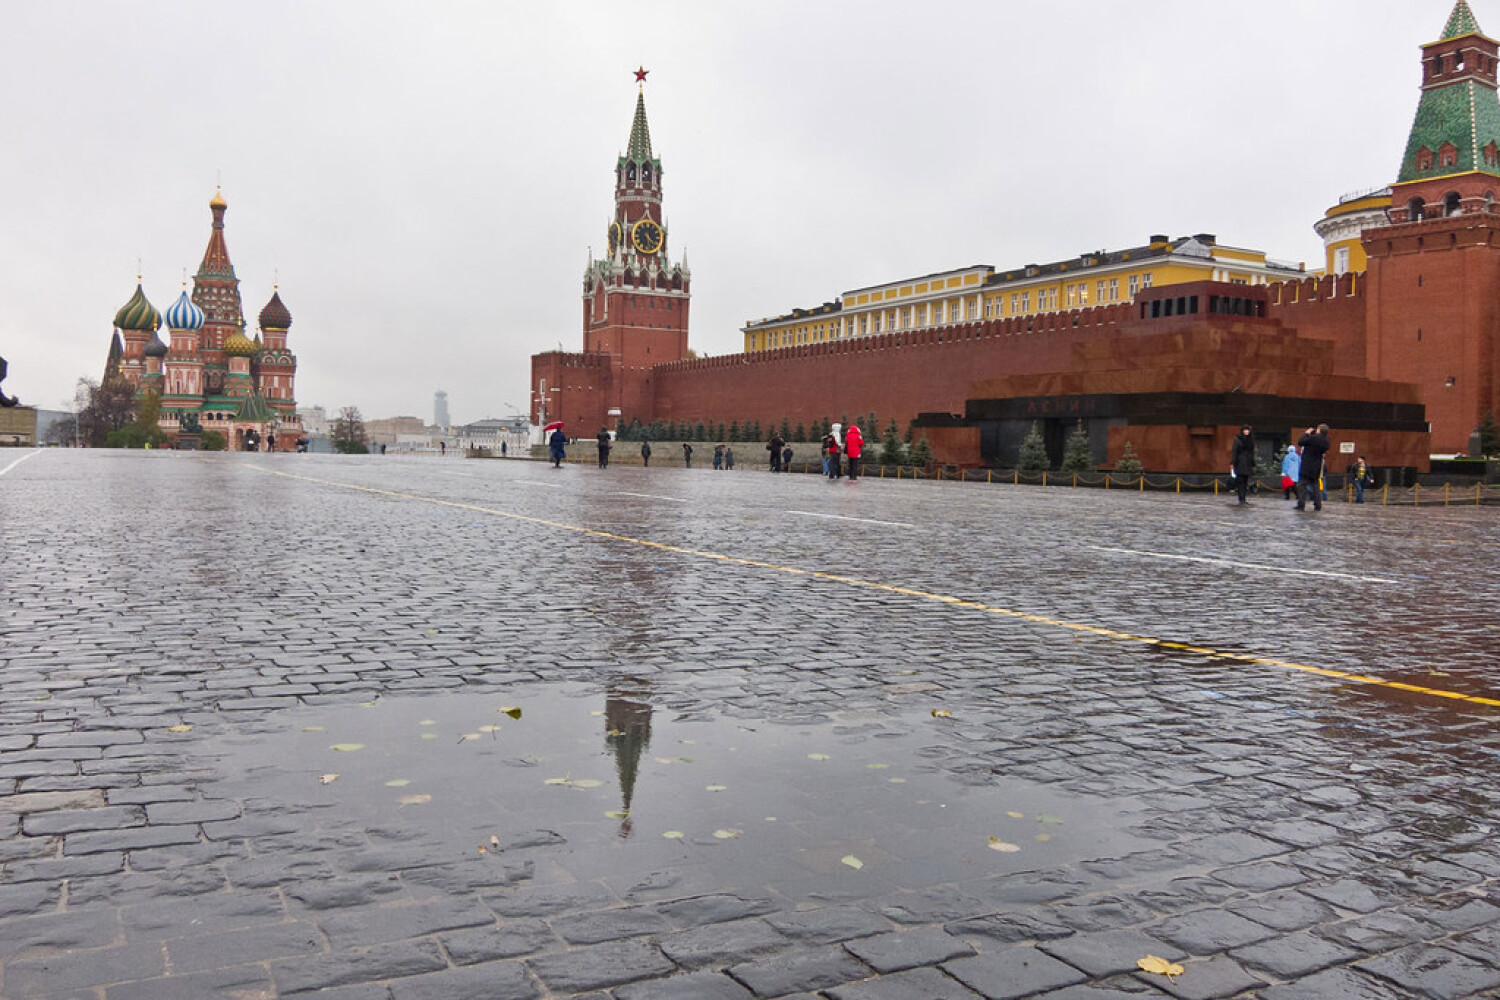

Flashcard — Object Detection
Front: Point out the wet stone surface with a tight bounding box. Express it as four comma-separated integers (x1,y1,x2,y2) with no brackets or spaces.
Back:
2,450,1499,997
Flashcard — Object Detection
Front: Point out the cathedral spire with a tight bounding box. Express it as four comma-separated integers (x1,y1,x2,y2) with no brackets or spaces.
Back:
197,188,238,280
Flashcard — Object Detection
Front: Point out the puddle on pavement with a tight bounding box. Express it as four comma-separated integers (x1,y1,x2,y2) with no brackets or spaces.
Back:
202,682,1156,902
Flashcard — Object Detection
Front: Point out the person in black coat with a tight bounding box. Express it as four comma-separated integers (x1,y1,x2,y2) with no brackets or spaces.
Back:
1295,423,1331,511
1230,425,1256,505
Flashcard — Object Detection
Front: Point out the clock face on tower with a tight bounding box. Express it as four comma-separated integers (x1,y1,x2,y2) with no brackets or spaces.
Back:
631,218,664,255
608,221,622,255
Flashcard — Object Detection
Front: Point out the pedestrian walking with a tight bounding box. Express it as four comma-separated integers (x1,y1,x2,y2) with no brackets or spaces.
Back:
768,433,784,472
830,423,844,478
549,427,567,468
724,446,734,470
439,440,445,456
682,442,693,468
1295,424,1330,511
501,441,508,457
1352,454,1372,503
1280,441,1299,499
1231,425,1256,506
597,427,612,468
845,421,864,480
782,445,793,472
640,440,652,467
713,444,724,470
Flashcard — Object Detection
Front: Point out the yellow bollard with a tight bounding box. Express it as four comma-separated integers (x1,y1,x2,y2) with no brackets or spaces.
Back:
1214,478,1219,496
1176,477,1181,493
1415,483,1421,507
987,469,992,484
1073,473,1077,488
1138,476,1144,492
1383,483,1389,505
1042,471,1048,487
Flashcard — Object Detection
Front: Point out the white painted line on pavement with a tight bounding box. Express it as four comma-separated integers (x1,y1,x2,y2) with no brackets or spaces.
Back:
517,480,564,489
615,492,689,503
785,509,914,528
0,450,43,478
1087,545,1400,585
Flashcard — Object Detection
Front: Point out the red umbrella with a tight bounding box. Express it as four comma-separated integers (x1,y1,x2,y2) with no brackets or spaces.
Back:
542,420,565,433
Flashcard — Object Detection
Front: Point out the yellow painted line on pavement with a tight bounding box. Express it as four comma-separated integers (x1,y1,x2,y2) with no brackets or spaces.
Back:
255,467,1500,712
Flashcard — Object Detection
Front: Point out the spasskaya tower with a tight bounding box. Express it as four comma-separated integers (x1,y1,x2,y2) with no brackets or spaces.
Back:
531,69,692,433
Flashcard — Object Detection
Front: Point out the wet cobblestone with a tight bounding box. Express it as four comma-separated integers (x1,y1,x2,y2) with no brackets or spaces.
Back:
2,451,1499,997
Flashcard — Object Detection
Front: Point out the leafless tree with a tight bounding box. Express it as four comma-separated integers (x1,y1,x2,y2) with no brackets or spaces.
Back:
75,376,137,447
332,406,368,452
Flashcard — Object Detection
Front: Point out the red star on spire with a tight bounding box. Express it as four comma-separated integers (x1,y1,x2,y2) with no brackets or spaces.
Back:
633,66,649,83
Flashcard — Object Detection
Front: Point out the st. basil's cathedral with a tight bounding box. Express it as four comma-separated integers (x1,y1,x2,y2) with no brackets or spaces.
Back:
105,189,301,450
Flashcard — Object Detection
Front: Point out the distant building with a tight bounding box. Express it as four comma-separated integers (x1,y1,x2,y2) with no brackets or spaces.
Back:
434,390,450,429
0,406,36,446
105,189,301,450
455,416,528,454
365,416,427,447
297,405,330,437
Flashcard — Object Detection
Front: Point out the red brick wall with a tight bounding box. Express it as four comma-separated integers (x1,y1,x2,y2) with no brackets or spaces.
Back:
1266,274,1368,377
1364,217,1500,452
648,306,1131,433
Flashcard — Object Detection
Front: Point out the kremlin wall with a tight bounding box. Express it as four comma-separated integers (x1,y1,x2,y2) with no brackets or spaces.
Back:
535,2,1500,476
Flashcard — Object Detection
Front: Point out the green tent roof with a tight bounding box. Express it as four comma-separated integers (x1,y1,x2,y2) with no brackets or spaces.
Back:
1443,0,1482,40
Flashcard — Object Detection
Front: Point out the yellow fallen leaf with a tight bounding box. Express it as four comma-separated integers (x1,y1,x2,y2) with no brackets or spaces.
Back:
167,724,193,733
1007,811,1025,819
589,710,604,717
330,743,364,752
478,725,501,733
490,835,500,847
841,855,865,870
867,763,890,769
888,777,907,784
655,757,676,764
302,726,325,732
384,779,410,787
500,707,523,720
420,733,438,740
1035,833,1052,843
319,774,340,785
477,845,486,854
544,777,571,786
606,728,625,737
663,831,685,839
398,794,432,806
713,829,741,839
459,733,482,742
808,753,830,761
607,810,630,819
1137,956,1184,981
705,784,727,792
573,779,604,789
987,837,1021,853
931,709,953,719
419,720,436,726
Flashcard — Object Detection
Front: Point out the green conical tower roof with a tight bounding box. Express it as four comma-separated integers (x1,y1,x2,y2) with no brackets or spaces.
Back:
234,392,276,422
626,88,653,163
1397,4,1500,184
1443,0,1482,40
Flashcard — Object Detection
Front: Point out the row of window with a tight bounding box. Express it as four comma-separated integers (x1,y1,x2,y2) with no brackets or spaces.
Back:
752,276,1167,350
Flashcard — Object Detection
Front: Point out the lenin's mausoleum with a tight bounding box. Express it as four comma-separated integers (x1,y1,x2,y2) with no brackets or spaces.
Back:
533,4,1500,475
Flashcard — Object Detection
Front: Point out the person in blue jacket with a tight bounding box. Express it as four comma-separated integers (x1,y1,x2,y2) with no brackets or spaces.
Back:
1280,441,1301,500
549,428,567,468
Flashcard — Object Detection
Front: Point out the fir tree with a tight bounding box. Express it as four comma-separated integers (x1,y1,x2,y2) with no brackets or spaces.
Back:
880,419,903,465
909,437,933,468
1115,442,1144,476
1060,420,1092,473
793,422,806,443
780,417,792,441
693,421,707,441
1017,422,1050,472
728,419,740,442
1479,411,1500,457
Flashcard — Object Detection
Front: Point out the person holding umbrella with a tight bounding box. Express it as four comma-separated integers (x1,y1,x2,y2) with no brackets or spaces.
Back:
544,421,567,468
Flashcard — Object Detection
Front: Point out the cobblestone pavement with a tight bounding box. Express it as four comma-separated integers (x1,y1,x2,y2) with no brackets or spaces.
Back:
2,449,1499,1000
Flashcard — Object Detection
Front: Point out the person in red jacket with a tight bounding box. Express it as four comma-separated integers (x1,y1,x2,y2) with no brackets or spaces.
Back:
845,421,864,481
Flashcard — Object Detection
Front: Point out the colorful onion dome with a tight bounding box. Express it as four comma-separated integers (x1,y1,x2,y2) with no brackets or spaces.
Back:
210,187,227,209
164,289,205,331
143,332,169,359
258,289,292,330
223,330,259,357
113,283,161,332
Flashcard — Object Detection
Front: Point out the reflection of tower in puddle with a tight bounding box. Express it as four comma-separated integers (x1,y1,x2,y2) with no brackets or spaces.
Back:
605,684,653,839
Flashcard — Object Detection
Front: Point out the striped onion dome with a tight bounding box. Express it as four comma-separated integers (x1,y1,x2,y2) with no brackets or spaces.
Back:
143,332,168,359
223,330,259,357
164,290,205,331
113,284,161,332
258,289,292,330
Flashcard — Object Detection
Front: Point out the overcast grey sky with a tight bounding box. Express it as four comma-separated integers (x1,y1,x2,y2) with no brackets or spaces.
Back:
0,1,1458,425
